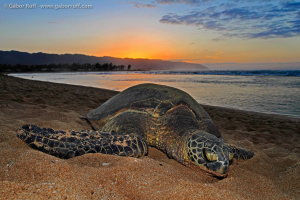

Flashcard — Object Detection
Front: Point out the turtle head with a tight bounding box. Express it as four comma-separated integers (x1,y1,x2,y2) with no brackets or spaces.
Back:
186,131,231,175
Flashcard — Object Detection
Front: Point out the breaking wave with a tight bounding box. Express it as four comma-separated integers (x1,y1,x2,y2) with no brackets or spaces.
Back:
88,70,300,76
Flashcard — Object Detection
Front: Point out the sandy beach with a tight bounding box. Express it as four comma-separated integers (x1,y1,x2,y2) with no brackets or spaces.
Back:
0,74,299,199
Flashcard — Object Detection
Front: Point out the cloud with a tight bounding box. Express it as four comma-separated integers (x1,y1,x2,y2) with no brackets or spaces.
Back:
120,2,156,8
281,1,300,11
159,1,300,39
244,19,300,39
160,12,206,25
221,7,262,20
156,0,203,6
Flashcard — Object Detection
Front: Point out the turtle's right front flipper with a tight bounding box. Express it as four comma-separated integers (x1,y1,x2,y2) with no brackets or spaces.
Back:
228,145,254,160
17,124,148,159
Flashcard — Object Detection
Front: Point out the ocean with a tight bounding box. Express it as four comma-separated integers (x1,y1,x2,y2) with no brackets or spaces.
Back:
10,70,300,118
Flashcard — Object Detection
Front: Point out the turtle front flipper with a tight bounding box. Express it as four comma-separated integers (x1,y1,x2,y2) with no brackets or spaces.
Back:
17,124,148,159
228,145,254,160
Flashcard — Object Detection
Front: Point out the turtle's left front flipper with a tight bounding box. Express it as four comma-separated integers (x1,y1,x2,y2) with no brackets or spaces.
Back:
17,124,148,159
228,145,254,160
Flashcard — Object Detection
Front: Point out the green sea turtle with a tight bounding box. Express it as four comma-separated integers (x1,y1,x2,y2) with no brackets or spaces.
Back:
17,83,254,177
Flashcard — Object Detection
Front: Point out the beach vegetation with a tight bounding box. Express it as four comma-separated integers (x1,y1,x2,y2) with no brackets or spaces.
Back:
0,62,131,73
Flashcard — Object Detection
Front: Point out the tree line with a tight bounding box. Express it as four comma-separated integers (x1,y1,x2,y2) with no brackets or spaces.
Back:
0,63,132,73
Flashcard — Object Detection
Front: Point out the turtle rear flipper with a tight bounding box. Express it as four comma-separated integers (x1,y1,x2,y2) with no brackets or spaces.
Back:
17,124,148,159
228,145,254,160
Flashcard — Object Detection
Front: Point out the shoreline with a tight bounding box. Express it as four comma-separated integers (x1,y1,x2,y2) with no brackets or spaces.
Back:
6,73,300,120
1,74,300,199
202,104,300,121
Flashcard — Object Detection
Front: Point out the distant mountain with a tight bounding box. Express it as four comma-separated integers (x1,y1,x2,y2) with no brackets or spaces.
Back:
0,50,208,71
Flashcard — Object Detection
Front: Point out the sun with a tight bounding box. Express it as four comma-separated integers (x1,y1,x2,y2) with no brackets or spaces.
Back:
121,51,150,59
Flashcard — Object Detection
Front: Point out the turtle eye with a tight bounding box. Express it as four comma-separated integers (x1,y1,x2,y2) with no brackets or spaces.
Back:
204,149,217,162
229,152,234,161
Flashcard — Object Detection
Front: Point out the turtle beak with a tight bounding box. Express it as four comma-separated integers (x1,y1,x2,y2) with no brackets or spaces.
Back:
206,160,229,174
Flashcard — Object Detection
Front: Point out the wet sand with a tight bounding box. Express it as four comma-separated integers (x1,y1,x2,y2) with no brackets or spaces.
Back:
0,74,299,199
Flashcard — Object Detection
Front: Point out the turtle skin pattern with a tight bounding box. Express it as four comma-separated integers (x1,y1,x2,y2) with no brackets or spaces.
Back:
228,145,255,160
17,124,148,159
186,132,254,173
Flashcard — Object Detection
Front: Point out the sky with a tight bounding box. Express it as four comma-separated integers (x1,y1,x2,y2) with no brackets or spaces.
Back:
1,0,300,69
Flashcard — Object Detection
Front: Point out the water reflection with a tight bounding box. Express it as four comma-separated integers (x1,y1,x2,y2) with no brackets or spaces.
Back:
10,72,300,118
